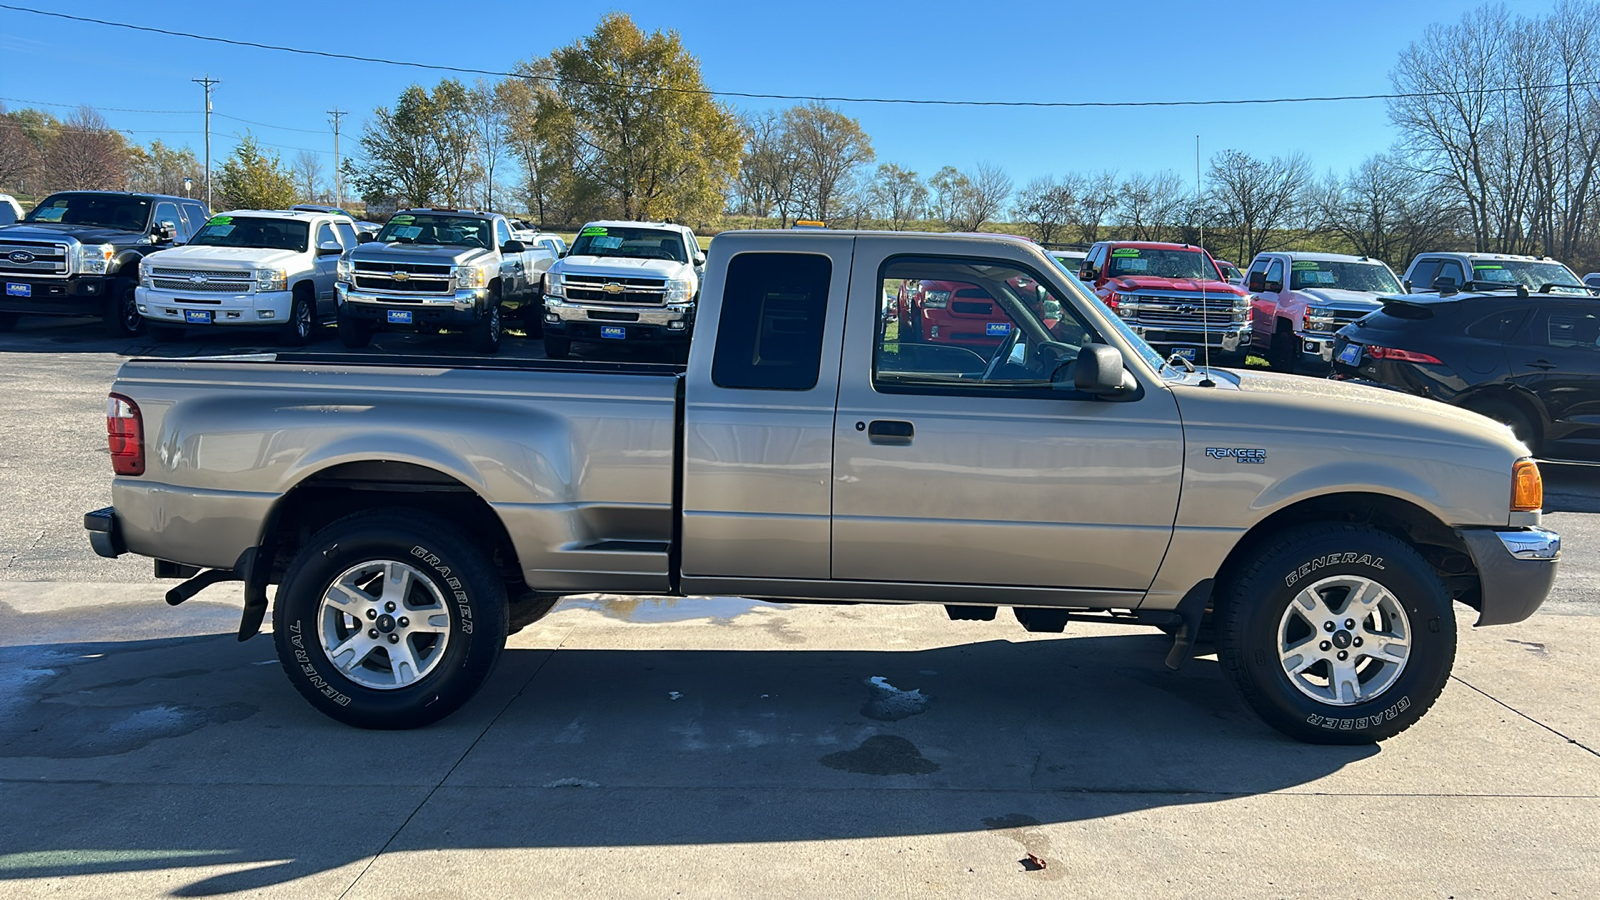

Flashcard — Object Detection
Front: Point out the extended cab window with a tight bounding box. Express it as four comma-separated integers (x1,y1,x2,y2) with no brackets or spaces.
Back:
711,253,832,391
880,256,1099,392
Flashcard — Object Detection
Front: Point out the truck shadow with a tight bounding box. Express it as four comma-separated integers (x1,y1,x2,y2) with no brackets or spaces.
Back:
0,628,1377,895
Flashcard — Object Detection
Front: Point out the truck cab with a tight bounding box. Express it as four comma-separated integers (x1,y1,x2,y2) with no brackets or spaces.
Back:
1243,251,1404,371
539,221,703,360
1077,241,1251,364
0,191,210,336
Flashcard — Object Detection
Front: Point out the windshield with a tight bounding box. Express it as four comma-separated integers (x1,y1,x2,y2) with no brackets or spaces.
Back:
1471,260,1587,295
190,215,309,251
569,225,686,262
23,193,150,232
1105,247,1219,281
375,214,490,249
1051,256,1168,373
1289,260,1402,293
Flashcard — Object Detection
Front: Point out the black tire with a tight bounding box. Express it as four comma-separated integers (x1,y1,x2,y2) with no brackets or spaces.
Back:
1267,326,1298,373
1216,523,1455,744
0,312,19,332
280,287,316,346
145,324,185,342
471,299,502,355
1463,397,1540,455
103,279,143,338
272,510,509,729
668,342,690,365
337,312,373,349
520,301,544,337
543,334,571,360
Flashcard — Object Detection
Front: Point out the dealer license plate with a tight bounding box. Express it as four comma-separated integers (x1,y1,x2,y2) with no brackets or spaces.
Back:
387,310,413,324
1337,342,1362,366
600,326,626,340
5,282,30,297
1170,347,1197,361
184,309,212,324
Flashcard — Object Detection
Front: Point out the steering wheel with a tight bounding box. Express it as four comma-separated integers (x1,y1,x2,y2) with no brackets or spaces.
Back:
980,326,1026,381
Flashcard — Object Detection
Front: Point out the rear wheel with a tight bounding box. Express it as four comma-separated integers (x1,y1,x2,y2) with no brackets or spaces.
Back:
271,510,509,729
543,334,571,360
1216,523,1455,744
337,311,373,349
280,287,316,346
1462,397,1540,455
103,279,142,338
0,312,21,332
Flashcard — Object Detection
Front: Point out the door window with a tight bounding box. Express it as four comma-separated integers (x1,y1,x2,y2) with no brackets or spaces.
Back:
494,218,513,248
711,252,832,391
333,221,358,248
1436,261,1466,289
1265,259,1284,290
1545,309,1600,351
876,256,1100,395
153,202,182,239
315,222,337,249
1408,259,1441,291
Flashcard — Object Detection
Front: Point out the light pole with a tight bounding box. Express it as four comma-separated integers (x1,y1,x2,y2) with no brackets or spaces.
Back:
192,75,220,210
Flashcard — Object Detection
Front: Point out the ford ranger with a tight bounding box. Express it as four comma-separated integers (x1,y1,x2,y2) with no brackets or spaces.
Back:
137,209,359,344
0,191,210,336
335,208,552,354
84,230,1559,744
1243,252,1405,371
539,221,704,360
1077,241,1252,365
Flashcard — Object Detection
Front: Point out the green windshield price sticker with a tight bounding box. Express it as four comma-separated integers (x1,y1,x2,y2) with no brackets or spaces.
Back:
389,215,414,224
210,216,233,225
1111,248,1139,257
580,226,608,236
1474,264,1504,270
1292,260,1320,269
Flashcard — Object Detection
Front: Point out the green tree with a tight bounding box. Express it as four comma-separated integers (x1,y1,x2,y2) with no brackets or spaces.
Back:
216,134,296,211
350,80,480,208
782,102,874,222
525,13,742,223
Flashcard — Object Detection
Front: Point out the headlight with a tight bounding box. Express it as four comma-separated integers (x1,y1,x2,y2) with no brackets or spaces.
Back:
923,289,951,309
254,268,288,292
453,265,489,290
1304,306,1337,332
665,276,694,303
336,257,352,284
138,259,153,288
82,244,114,275
544,272,564,298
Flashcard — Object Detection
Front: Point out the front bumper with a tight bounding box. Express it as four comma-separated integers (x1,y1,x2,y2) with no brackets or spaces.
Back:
337,282,490,327
1127,323,1250,353
1458,526,1560,626
137,286,293,327
543,297,694,343
0,274,115,316
1300,334,1337,365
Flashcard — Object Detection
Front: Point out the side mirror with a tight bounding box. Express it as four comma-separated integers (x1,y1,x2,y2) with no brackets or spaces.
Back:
358,232,376,244
694,253,706,267
154,222,178,243
1069,343,1132,396
502,239,525,254
1247,273,1266,293
1403,279,1412,293
317,241,343,256
1078,266,1097,282
1432,276,1458,296
1264,280,1283,293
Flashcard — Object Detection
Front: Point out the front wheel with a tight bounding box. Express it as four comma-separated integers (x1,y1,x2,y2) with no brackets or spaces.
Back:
1267,328,1298,373
280,288,316,346
1216,523,1455,744
0,312,19,332
471,301,502,354
272,510,509,729
337,312,372,349
543,334,571,360
103,279,142,338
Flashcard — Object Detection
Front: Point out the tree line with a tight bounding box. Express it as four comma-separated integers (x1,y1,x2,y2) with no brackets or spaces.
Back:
9,3,1600,271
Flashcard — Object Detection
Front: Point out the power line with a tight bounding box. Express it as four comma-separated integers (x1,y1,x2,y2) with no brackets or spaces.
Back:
5,2,1597,109
214,112,328,134
2,94,333,134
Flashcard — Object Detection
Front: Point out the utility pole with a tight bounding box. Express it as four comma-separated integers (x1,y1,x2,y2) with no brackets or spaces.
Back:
328,108,347,208
192,75,220,209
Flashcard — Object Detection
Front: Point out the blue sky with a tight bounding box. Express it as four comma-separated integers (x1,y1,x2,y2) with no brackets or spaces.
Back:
0,0,1565,197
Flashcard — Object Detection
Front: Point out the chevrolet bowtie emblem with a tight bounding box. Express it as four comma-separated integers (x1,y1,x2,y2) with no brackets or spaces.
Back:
603,282,625,294
189,273,208,284
392,271,410,281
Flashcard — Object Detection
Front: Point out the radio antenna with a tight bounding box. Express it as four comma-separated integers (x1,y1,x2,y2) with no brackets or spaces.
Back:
1196,135,1214,386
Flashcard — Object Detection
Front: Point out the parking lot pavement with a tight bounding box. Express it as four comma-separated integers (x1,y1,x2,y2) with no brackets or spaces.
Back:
2,318,1598,898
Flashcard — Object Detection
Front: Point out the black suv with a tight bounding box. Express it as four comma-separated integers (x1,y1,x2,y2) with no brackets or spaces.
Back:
0,191,210,336
1332,291,1600,460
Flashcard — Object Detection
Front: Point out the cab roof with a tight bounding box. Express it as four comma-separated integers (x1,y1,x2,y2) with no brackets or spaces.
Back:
212,209,327,221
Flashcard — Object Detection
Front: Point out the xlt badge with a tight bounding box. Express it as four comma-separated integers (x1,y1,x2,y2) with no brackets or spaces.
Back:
1206,447,1266,464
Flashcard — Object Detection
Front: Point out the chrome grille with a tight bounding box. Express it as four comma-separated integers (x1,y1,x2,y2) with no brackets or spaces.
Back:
150,267,253,293
352,261,453,294
563,273,667,306
0,240,69,277
1124,293,1240,327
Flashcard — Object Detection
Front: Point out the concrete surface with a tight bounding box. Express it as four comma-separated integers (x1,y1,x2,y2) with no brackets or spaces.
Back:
1,318,1597,898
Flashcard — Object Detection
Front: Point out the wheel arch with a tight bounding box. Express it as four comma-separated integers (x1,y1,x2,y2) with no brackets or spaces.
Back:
1454,384,1549,434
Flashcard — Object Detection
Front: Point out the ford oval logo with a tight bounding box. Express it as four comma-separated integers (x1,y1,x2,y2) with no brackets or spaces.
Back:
189,273,209,285
7,251,35,264
603,282,625,294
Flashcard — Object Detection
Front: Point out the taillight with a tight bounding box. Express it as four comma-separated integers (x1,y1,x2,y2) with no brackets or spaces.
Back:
1512,458,1543,512
1366,345,1443,364
106,393,144,476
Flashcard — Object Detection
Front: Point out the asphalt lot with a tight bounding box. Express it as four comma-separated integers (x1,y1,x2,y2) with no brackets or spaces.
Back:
2,315,1598,898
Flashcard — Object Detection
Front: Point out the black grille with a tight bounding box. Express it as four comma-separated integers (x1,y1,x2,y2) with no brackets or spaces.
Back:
352,274,452,294
951,300,994,315
354,261,451,276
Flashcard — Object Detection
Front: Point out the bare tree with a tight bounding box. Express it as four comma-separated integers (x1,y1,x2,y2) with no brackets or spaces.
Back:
47,107,128,191
735,110,798,222
868,162,926,230
0,103,43,193
782,102,874,222
292,150,324,203
927,163,1010,231
1116,171,1188,241
1207,149,1313,263
1013,176,1073,244
469,79,505,211
1066,171,1119,244
498,74,565,227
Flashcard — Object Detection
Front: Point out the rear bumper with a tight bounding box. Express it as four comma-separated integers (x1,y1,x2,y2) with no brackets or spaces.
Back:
0,275,115,316
84,507,126,558
1458,526,1560,626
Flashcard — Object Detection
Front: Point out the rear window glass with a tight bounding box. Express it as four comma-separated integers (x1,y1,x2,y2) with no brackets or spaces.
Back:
711,253,832,391
1547,311,1600,350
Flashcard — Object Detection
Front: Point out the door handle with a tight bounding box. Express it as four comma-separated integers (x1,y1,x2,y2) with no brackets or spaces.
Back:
1526,359,1557,370
866,420,914,444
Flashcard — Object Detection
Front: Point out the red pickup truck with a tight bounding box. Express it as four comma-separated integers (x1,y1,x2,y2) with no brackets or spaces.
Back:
896,275,1060,348
1077,241,1252,364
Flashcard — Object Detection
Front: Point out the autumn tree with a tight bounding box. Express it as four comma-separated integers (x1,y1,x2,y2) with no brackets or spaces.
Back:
127,140,200,197
869,163,927,230
497,75,566,226
216,134,296,210
525,13,742,223
351,80,480,208
782,102,874,222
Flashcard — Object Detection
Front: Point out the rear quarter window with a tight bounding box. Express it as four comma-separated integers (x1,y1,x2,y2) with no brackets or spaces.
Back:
711,253,832,391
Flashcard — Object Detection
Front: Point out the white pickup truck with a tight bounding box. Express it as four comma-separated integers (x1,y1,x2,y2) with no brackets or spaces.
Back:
539,221,704,359
137,209,359,344
1243,252,1405,371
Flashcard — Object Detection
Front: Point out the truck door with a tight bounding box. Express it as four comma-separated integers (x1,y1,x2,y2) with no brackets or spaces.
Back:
830,240,1184,596
680,234,856,582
